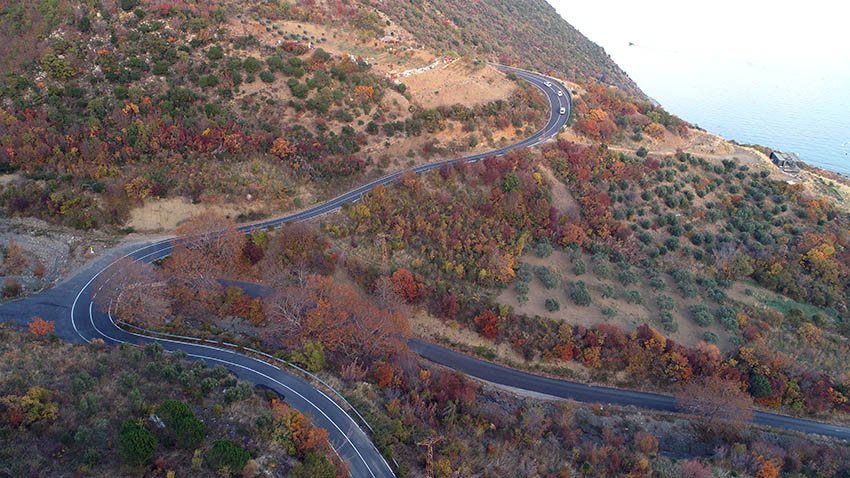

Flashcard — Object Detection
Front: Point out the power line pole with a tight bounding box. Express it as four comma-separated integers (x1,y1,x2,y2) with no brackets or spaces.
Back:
417,436,443,478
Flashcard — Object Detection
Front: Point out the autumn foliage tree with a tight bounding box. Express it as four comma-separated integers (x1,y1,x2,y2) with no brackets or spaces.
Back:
259,222,332,287
162,212,246,307
474,310,500,340
353,85,374,103
4,239,27,274
271,137,295,160
270,399,331,456
27,316,54,336
675,375,753,426
94,258,171,327
264,275,409,363
390,268,426,303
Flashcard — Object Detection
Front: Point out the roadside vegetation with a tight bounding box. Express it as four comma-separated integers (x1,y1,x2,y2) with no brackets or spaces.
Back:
0,324,343,477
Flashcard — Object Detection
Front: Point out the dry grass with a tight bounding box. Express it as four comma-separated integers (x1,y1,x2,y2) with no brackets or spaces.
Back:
127,197,274,232
403,60,516,109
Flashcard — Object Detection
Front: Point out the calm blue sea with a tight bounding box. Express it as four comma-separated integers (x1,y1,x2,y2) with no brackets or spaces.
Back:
612,46,850,175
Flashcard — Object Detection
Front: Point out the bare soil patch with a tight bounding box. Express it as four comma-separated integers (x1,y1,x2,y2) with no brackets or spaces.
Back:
0,217,119,297
127,197,272,232
538,164,580,217
404,61,516,109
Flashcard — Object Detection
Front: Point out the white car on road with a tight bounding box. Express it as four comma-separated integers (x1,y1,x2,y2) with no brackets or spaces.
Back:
557,90,563,97
559,107,566,115
544,81,552,87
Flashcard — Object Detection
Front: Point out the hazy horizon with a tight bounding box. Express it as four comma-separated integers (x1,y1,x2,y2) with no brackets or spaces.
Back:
547,0,850,70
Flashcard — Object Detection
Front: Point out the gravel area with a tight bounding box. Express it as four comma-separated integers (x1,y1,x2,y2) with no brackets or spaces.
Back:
0,216,120,298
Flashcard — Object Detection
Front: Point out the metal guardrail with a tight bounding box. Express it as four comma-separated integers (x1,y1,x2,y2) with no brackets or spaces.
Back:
115,319,375,434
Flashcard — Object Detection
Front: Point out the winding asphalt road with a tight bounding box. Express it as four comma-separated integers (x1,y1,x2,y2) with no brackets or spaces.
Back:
0,66,571,478
2,64,848,478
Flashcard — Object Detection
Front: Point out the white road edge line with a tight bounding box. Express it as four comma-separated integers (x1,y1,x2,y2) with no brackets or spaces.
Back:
95,302,379,478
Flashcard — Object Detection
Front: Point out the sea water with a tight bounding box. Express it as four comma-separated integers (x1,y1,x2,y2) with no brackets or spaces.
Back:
617,45,850,175
548,0,850,175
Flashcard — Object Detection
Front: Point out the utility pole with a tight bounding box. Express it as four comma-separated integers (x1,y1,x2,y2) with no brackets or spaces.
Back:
417,436,443,478
376,232,389,266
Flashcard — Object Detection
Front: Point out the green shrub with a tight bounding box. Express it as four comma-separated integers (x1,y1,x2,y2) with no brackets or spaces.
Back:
662,321,678,333
77,393,100,418
569,281,591,306
571,259,586,276
534,266,559,289
715,306,738,330
71,372,95,395
707,287,728,303
625,290,642,304
291,451,337,478
206,45,224,61
40,54,74,79
702,331,718,343
243,56,262,73
592,261,613,280
266,55,285,71
596,283,615,299
617,269,638,286
688,304,713,327
206,440,249,472
200,377,217,395
260,70,275,83
601,306,618,318
664,237,680,251
500,171,520,192
649,276,666,291
224,381,253,403
287,79,309,99
749,374,772,398
199,75,218,88
117,421,157,466
514,281,529,295
535,238,553,258
655,294,674,311
121,0,139,11
516,263,533,283
291,341,326,372
158,399,193,429
78,16,91,32
175,417,206,449
544,298,560,312
153,61,168,75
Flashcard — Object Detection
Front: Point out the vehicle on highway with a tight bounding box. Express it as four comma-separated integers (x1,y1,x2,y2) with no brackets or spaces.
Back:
559,107,566,115
544,81,552,87
557,90,563,97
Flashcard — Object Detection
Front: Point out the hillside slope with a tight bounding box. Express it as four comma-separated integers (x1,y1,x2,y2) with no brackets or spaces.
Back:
369,0,645,98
